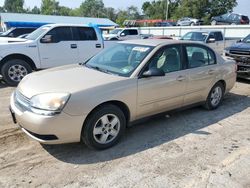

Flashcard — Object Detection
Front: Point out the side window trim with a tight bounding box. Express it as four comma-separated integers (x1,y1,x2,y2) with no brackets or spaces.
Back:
183,44,217,69
41,26,74,43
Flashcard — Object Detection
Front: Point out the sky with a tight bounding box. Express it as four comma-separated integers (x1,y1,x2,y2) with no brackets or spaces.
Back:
0,0,249,17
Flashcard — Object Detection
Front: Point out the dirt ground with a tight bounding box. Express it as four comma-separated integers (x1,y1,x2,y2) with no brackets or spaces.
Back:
0,80,250,188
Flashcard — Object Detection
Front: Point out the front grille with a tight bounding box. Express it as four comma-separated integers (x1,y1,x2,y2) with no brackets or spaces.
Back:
14,90,31,111
229,50,250,56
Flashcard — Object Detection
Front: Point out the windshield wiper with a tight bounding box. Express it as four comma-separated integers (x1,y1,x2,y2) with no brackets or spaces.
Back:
84,64,114,75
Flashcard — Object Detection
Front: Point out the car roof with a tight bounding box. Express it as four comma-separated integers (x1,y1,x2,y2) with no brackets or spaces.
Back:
44,23,90,27
186,30,222,33
119,39,207,47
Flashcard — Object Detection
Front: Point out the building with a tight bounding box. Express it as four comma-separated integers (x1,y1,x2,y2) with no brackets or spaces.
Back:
0,13,118,31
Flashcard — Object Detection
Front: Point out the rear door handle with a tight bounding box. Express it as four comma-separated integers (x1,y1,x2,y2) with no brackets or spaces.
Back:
96,44,102,48
176,76,186,81
71,44,77,49
208,69,216,75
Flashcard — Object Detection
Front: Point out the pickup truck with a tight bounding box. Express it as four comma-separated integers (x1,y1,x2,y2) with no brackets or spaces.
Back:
224,34,250,80
180,30,235,55
102,28,153,41
0,24,117,86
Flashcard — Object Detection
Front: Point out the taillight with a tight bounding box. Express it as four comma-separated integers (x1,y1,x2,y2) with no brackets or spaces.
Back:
240,19,244,24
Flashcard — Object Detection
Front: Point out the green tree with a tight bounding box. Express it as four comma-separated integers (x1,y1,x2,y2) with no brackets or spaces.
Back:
78,0,105,17
41,0,60,15
31,6,41,14
4,0,24,13
142,0,180,20
104,7,117,22
208,0,237,17
116,6,141,26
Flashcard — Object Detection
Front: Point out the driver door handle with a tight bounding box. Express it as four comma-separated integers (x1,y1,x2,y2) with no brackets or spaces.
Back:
71,44,77,49
176,76,186,81
208,69,216,75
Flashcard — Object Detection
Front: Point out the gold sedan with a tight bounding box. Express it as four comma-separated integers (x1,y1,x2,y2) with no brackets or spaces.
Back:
10,40,237,150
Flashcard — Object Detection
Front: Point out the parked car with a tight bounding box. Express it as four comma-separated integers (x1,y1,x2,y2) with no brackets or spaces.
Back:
0,24,118,86
177,17,203,26
10,40,236,150
211,13,249,25
154,21,176,27
0,27,36,38
224,34,250,80
180,30,225,54
102,28,153,40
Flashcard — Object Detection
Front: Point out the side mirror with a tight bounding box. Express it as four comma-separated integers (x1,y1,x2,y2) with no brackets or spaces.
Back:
120,33,126,37
207,38,216,43
41,35,53,43
236,39,242,43
142,67,165,78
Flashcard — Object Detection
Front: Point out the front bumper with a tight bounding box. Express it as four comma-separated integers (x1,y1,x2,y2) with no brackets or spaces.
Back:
10,93,86,144
225,53,250,79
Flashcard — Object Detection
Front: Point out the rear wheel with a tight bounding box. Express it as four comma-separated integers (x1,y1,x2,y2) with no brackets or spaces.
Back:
204,82,224,110
190,22,195,26
1,59,32,86
82,104,126,150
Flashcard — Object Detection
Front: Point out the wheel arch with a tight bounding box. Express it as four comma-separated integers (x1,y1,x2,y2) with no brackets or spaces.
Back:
216,80,226,92
0,54,37,71
83,100,131,128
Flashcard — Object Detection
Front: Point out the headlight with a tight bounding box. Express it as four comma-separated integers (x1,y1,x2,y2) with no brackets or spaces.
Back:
30,93,70,115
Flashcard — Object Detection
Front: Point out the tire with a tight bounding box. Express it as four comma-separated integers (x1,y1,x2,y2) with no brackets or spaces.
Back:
1,59,32,86
211,20,217,25
190,22,195,26
110,38,119,41
204,82,225,110
82,104,126,150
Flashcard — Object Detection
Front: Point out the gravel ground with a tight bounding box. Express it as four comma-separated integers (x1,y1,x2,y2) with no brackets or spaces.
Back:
0,80,250,188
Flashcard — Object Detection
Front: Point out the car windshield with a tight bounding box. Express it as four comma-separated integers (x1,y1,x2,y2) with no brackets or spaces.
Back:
110,29,122,34
85,43,153,77
182,32,208,41
242,34,250,43
0,28,13,36
25,26,51,40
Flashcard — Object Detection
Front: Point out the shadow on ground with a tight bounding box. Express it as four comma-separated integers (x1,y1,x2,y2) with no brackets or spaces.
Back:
42,92,250,165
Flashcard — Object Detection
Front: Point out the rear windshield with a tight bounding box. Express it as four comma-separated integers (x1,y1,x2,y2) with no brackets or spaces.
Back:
182,32,208,42
242,16,249,21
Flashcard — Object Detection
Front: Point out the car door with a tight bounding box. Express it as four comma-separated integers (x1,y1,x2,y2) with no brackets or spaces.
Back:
183,44,219,105
38,26,78,68
120,29,138,40
72,26,103,64
137,45,188,118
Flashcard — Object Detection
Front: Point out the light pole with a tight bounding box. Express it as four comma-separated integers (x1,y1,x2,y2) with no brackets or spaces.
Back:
166,0,169,20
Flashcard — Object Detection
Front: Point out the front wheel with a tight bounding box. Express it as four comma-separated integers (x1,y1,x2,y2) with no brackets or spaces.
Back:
82,104,126,150
204,82,224,110
1,59,32,86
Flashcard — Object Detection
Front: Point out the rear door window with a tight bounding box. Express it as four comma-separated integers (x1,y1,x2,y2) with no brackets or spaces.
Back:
74,27,97,41
128,29,138,35
185,45,216,68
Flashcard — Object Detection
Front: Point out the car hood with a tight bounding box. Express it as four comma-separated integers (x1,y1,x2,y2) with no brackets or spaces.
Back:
0,37,27,43
103,34,117,38
18,64,127,98
229,42,250,51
